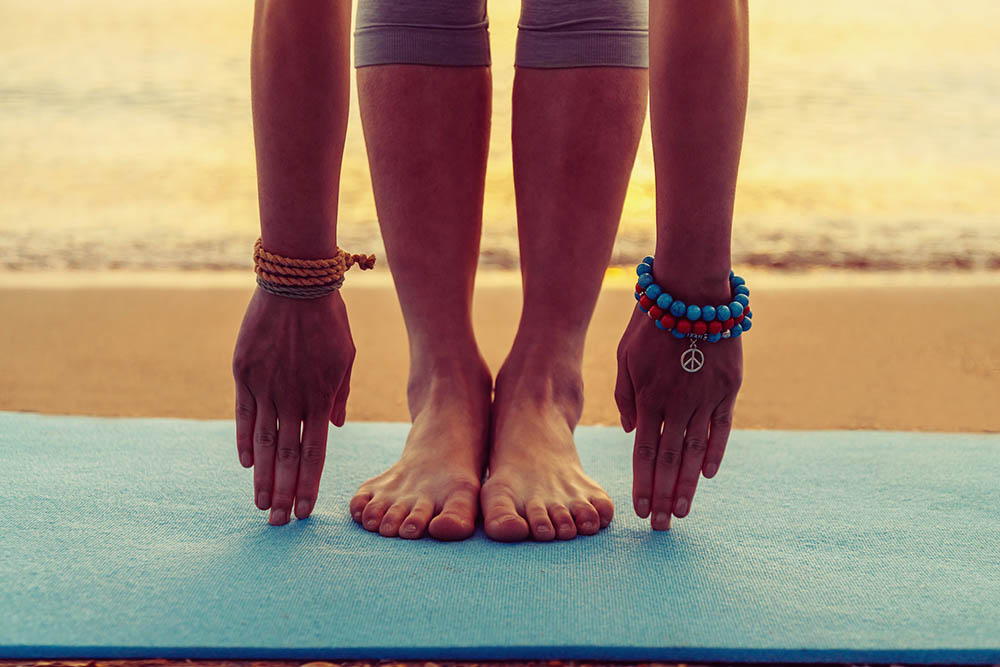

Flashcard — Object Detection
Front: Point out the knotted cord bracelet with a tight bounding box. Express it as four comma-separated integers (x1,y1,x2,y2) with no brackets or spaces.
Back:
253,237,375,299
633,256,752,372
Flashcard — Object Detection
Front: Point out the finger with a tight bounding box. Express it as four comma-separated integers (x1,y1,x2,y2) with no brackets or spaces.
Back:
650,414,686,531
704,395,736,479
673,408,711,518
268,409,302,526
252,397,278,511
614,355,637,432
294,412,329,520
331,364,351,427
235,382,255,468
631,405,662,519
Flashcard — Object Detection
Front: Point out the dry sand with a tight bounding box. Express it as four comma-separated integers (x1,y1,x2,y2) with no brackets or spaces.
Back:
1,272,998,432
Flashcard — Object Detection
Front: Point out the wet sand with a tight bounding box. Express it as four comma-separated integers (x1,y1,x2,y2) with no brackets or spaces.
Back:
1,273,998,431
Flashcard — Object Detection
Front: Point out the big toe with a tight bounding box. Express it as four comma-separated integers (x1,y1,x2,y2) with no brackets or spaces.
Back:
427,482,479,542
482,485,530,542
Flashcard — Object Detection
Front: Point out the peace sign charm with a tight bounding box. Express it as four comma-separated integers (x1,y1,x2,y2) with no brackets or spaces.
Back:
680,339,704,373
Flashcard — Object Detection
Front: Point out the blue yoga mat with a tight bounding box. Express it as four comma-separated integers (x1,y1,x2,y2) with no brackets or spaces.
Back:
1,411,998,663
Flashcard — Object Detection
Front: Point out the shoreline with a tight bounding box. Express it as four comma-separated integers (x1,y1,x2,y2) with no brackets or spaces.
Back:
2,281,997,432
2,267,1000,289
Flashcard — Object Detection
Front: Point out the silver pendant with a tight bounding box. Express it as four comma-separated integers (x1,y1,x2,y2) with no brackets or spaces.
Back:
681,339,704,373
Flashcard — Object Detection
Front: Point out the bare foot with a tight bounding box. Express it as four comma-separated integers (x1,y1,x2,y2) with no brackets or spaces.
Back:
481,354,614,542
349,357,491,541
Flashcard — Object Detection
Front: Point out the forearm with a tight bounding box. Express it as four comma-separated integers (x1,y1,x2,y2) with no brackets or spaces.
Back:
250,0,351,258
649,0,749,303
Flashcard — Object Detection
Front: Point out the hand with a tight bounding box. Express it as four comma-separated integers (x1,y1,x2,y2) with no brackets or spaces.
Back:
232,287,355,525
615,303,742,530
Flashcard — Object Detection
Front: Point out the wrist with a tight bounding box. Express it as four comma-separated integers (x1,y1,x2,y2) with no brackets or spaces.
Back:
648,263,732,304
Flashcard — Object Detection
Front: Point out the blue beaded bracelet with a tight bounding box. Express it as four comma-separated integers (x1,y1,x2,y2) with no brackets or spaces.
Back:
634,257,752,371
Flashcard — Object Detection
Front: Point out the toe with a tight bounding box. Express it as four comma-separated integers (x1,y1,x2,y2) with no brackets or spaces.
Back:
428,482,478,542
361,498,390,532
349,490,372,524
400,497,434,539
482,484,530,542
569,500,601,535
590,495,615,529
548,504,577,540
526,498,555,542
379,499,412,537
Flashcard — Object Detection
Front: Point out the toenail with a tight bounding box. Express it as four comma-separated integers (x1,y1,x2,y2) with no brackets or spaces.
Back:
402,524,417,534
560,523,573,533
581,521,596,532
353,511,362,521
536,525,551,534
365,519,378,529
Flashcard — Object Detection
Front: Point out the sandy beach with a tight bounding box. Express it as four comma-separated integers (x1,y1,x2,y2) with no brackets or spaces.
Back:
1,271,997,432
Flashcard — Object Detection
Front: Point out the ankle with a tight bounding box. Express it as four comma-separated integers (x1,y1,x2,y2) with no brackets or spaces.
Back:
495,351,584,427
406,350,492,416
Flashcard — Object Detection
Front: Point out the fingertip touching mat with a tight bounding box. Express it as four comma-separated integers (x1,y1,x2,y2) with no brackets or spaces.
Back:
1,411,998,663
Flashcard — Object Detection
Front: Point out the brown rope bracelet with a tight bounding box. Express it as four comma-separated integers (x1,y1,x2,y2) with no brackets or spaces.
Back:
253,236,375,299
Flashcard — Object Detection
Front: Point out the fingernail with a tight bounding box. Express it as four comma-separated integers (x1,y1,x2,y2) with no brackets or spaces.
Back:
636,498,650,517
239,452,252,467
270,509,288,525
653,512,670,530
296,499,312,517
675,497,689,517
705,462,719,478
257,491,270,509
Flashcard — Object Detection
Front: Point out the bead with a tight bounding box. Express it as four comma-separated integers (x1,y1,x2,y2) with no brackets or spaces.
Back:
701,305,716,321
669,300,687,318
716,304,731,321
685,304,701,321
638,295,653,311
636,263,652,276
707,332,721,343
656,292,673,310
660,314,677,330
637,273,654,289
676,319,692,334
735,312,745,324
730,322,743,337
729,301,744,318
693,321,708,335
635,282,644,293
671,328,686,339
729,269,735,280
642,255,655,266
735,285,750,297
746,308,752,319
634,291,642,301
723,317,735,329
731,275,745,287
741,317,752,331
645,283,662,300
708,320,722,334
648,306,665,320
654,319,667,330
734,293,750,308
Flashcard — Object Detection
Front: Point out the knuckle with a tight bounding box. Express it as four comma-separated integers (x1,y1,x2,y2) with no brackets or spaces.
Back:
657,447,681,468
634,443,657,462
712,411,734,428
255,428,277,450
685,437,708,453
276,445,299,462
300,443,325,464
235,401,255,420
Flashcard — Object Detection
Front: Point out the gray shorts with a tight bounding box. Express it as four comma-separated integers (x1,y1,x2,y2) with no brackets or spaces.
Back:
355,0,648,69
